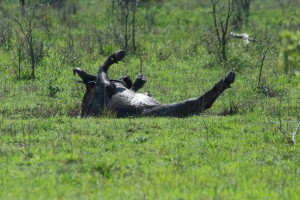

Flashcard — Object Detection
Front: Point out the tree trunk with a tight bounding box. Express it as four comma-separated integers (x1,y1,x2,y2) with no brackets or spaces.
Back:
132,6,136,51
124,12,129,50
20,0,25,15
28,35,35,79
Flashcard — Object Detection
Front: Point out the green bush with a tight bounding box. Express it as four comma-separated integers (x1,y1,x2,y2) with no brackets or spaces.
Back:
279,31,300,76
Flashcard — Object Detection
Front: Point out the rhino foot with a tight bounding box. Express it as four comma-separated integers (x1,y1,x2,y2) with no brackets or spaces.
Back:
112,50,126,63
224,71,235,88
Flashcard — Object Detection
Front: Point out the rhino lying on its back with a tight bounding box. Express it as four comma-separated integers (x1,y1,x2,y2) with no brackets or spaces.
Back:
73,50,235,117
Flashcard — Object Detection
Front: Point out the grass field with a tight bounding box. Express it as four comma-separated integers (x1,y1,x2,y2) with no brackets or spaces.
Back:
0,0,300,199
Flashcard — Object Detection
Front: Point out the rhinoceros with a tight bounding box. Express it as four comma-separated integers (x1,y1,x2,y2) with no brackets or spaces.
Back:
73,50,235,117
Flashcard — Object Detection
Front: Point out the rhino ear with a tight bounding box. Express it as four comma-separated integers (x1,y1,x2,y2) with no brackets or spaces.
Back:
73,68,97,84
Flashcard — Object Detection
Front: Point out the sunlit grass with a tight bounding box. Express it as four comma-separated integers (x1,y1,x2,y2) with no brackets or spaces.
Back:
0,0,300,199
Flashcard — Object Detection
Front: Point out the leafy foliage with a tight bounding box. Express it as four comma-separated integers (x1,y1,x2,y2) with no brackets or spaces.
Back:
279,31,300,75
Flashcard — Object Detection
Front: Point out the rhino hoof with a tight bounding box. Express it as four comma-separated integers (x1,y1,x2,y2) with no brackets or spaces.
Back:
225,71,235,85
113,50,126,62
136,74,147,84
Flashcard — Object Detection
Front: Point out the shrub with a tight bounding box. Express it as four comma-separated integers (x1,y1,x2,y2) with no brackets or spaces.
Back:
278,31,300,76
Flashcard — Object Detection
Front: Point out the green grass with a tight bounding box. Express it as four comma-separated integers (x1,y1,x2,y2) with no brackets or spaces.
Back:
1,116,300,199
0,0,300,199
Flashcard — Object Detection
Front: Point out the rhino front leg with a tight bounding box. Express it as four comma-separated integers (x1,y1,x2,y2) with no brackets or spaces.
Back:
86,50,126,116
98,50,126,73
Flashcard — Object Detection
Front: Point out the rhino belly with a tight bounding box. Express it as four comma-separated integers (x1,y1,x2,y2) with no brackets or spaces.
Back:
108,90,159,117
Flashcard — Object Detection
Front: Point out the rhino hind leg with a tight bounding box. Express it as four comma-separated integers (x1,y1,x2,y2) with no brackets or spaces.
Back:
132,74,147,92
117,74,147,91
143,72,236,117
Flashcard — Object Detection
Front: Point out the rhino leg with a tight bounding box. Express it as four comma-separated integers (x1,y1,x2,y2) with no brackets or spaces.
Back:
98,50,126,73
202,71,235,110
132,74,147,92
79,50,126,116
143,72,236,117
116,73,147,92
115,76,133,89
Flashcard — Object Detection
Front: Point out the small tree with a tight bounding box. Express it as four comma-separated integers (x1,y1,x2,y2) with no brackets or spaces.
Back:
272,96,300,145
279,31,300,76
233,0,251,29
210,0,234,63
112,0,140,51
20,0,25,15
1,2,48,79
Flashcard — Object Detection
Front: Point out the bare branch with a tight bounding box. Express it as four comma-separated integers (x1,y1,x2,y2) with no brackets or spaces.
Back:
1,2,48,79
291,121,300,144
211,0,221,46
278,117,288,137
272,97,299,145
224,0,234,35
209,0,235,63
257,45,270,87
276,96,289,138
